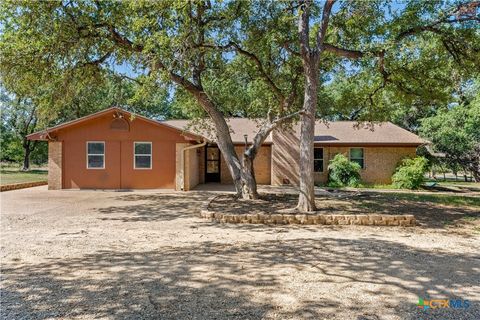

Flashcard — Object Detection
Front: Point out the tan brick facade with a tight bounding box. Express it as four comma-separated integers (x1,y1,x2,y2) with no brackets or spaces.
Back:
175,143,203,191
220,145,272,185
271,128,300,185
272,129,418,186
313,146,417,184
48,141,63,190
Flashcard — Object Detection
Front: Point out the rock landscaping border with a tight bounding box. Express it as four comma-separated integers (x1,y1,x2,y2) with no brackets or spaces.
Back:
200,196,416,226
0,181,47,192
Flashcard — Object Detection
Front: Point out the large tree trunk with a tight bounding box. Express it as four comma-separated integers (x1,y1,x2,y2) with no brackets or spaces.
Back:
296,60,318,212
295,0,333,212
21,138,32,171
194,90,258,199
22,147,31,171
241,153,258,199
466,144,480,182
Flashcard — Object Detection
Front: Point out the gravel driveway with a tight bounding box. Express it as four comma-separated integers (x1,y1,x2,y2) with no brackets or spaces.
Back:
1,186,479,319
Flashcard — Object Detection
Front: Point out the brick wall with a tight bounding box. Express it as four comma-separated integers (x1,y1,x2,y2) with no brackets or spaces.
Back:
48,141,63,190
220,145,272,185
175,143,203,191
185,147,200,190
271,128,300,185
271,129,417,185
198,146,205,184
175,143,189,190
313,146,417,184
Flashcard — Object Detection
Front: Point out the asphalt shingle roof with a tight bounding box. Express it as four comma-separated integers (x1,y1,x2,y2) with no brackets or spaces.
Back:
163,118,426,145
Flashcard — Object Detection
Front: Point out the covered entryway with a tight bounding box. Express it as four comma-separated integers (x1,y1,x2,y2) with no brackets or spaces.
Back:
205,145,221,183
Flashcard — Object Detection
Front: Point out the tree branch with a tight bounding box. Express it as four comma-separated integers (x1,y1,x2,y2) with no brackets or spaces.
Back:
396,1,480,41
316,0,336,52
246,110,302,158
200,42,285,101
298,0,311,58
107,26,144,52
323,43,366,58
76,51,112,69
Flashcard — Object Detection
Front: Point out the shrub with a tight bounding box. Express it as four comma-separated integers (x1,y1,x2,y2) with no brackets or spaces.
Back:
392,156,429,189
327,154,362,187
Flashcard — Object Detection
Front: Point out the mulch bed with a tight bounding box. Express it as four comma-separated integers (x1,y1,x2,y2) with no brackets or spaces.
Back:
209,193,375,215
207,192,480,229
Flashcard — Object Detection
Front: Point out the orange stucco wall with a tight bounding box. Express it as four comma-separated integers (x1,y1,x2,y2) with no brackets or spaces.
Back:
56,111,192,189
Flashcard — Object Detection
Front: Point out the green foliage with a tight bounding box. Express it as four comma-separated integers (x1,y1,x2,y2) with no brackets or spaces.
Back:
327,154,362,187
1,0,478,125
392,156,429,189
420,92,480,165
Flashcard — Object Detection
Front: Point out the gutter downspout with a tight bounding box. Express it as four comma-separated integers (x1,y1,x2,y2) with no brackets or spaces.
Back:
180,140,207,191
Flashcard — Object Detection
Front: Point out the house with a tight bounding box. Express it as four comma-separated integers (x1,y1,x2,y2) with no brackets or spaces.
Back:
27,107,425,190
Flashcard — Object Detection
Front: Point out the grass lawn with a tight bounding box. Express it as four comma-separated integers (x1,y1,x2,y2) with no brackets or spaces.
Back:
0,169,48,185
318,179,480,192
383,192,480,207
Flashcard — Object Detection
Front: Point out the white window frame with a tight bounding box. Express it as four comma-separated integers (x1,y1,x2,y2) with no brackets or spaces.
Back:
314,147,324,173
349,147,365,169
86,141,105,169
134,142,152,170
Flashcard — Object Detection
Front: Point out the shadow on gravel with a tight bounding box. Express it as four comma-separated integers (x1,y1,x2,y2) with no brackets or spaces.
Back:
95,193,212,222
95,191,479,232
2,238,479,319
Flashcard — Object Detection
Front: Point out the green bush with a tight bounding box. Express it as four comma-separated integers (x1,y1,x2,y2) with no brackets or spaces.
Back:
327,154,362,187
392,156,429,189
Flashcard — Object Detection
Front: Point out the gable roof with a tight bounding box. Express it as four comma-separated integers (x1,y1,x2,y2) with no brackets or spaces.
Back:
27,107,204,141
163,118,273,144
311,121,425,145
164,118,426,146
28,107,425,146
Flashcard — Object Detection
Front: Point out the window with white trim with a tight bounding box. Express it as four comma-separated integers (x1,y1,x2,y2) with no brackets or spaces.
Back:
314,147,324,172
350,148,364,169
87,142,105,169
134,142,152,169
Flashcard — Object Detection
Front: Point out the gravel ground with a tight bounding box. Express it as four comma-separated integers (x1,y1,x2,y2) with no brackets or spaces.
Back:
1,186,479,319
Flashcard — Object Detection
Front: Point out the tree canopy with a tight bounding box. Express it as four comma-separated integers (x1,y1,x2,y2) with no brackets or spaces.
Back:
0,0,479,195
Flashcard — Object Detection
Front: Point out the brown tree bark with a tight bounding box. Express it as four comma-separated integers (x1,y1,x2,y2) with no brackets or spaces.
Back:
107,5,300,200
297,59,319,211
295,0,334,212
22,140,31,171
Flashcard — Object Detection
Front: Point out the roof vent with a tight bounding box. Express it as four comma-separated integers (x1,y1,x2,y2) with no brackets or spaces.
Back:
110,117,130,131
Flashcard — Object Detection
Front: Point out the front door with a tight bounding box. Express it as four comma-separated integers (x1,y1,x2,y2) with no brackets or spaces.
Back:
205,146,221,182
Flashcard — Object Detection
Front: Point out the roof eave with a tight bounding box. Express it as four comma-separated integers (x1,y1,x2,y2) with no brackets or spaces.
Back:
26,107,206,142
313,142,425,147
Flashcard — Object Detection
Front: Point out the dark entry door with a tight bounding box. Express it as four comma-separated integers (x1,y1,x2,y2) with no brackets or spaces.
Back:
205,146,221,182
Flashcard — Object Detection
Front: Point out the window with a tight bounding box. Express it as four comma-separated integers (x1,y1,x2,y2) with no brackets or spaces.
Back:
350,148,364,169
314,147,324,172
134,142,152,169
87,142,105,169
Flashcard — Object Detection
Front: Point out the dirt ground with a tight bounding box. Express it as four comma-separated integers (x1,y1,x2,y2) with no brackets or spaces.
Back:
1,186,479,319
210,192,480,231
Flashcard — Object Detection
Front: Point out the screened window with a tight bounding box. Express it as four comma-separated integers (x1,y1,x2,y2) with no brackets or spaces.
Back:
134,142,152,169
350,148,364,169
87,142,105,169
314,147,324,172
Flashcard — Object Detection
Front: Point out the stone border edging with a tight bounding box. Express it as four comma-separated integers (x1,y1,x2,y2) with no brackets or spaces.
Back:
0,181,47,192
200,196,416,226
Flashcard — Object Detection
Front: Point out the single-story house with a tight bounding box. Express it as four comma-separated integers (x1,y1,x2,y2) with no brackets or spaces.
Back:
28,107,425,190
